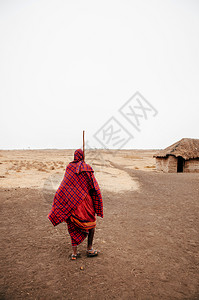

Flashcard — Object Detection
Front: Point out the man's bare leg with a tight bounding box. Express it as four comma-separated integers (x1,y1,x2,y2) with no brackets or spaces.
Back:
72,246,77,255
87,228,95,251
87,228,98,256
71,246,81,260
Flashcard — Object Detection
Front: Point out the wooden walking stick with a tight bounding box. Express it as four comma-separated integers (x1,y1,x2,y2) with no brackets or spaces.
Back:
83,130,85,161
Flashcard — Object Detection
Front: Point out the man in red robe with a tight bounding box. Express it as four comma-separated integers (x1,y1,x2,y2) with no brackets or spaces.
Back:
48,149,103,260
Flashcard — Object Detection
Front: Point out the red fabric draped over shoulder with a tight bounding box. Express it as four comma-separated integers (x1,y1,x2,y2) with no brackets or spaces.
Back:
48,149,103,226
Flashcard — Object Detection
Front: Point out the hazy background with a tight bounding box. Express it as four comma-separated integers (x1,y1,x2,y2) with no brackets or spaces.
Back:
0,0,198,150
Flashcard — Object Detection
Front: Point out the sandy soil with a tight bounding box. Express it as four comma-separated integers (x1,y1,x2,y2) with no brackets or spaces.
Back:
0,150,199,299
0,149,155,192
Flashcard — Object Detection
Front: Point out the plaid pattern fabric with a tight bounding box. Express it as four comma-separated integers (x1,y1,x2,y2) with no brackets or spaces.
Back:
89,172,104,217
66,218,88,246
48,149,103,226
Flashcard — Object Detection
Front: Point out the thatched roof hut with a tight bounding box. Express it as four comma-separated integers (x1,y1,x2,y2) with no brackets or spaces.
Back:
154,138,199,173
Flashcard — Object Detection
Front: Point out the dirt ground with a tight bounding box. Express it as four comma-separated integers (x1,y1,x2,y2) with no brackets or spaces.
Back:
0,150,199,299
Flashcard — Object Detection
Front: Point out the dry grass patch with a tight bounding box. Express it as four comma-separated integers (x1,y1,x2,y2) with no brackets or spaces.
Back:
144,165,156,168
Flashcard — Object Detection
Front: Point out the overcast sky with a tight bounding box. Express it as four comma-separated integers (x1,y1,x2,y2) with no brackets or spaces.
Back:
0,0,198,150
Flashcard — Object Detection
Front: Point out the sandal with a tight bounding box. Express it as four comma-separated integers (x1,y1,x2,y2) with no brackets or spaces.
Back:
70,252,81,260
87,249,99,257
71,254,77,260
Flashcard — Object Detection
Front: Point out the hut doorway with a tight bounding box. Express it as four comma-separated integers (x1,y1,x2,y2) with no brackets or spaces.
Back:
177,156,185,172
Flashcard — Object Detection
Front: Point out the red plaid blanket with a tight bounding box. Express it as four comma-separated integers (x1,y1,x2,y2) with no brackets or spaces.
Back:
48,149,103,226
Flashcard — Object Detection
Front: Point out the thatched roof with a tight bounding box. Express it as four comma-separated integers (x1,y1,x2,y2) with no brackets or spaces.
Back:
154,138,199,160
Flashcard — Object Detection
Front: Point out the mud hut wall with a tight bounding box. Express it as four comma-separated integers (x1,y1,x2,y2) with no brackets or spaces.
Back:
156,156,177,172
156,157,168,172
184,158,199,173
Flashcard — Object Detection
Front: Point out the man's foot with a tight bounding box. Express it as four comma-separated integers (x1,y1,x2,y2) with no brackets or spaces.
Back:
87,249,99,257
70,252,81,260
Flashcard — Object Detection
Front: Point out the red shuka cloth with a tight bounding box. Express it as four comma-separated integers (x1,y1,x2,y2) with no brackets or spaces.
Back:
68,193,97,246
72,193,96,223
48,149,103,227
70,193,96,230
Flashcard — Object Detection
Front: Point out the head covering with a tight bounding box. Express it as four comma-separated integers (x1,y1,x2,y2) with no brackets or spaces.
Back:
73,149,84,162
72,149,91,174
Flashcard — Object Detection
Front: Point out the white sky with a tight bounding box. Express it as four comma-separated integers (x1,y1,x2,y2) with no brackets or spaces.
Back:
0,0,199,150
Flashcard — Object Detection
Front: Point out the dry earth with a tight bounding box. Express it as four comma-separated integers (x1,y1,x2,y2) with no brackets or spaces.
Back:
0,150,199,299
